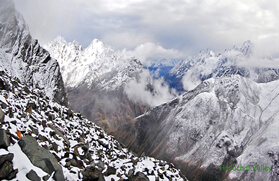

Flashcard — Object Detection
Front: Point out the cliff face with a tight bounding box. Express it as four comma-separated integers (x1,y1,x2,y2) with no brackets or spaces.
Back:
0,0,67,106
130,75,279,180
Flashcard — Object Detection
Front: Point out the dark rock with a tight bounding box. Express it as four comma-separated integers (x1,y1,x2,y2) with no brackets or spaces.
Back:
0,78,9,91
18,135,65,181
30,126,38,135
42,120,47,127
127,169,134,177
0,129,10,149
48,113,55,121
0,78,5,90
43,174,50,181
77,160,84,169
38,134,48,142
82,166,105,181
0,161,14,179
0,153,13,166
70,159,78,167
52,142,58,152
7,169,18,180
53,106,59,112
26,169,41,181
25,106,32,113
8,108,13,118
129,172,149,181
0,102,7,109
65,109,73,118
0,109,4,123
105,166,116,176
23,86,31,94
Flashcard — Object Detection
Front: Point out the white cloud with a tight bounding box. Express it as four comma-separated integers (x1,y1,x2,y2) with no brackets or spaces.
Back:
122,42,185,65
254,34,279,58
181,70,201,91
103,32,153,50
14,0,279,59
124,70,177,107
236,57,279,69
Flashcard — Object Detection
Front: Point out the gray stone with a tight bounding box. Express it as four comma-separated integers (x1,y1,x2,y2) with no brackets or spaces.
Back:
0,129,9,149
26,169,41,181
0,109,4,123
18,135,65,181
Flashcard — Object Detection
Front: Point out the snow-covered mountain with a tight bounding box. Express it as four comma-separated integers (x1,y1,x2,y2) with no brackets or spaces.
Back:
44,37,150,146
0,0,67,106
44,36,144,90
129,75,279,180
0,66,187,180
165,41,279,92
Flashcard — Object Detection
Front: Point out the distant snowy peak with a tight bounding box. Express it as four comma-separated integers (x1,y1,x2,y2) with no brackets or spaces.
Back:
166,40,278,91
45,37,144,89
233,40,253,56
0,0,67,106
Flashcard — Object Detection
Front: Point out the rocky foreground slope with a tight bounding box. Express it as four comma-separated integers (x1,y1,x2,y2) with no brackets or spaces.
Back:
129,75,279,181
0,70,186,180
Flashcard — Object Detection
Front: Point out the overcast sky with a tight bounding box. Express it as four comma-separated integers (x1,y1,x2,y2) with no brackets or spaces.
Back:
14,0,279,60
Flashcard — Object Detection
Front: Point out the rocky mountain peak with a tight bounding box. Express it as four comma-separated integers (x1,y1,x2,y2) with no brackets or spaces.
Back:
0,0,68,106
45,37,144,89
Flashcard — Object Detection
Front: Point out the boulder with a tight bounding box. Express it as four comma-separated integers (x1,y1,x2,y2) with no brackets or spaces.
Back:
18,135,65,181
0,161,13,179
26,169,41,181
82,166,105,181
0,129,10,149
0,153,13,166
0,153,17,180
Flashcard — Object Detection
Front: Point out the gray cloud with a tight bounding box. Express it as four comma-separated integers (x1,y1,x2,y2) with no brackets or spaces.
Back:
14,0,279,59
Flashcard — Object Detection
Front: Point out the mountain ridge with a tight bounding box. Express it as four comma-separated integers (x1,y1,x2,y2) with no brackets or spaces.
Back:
0,0,67,106
44,36,144,90
129,74,279,180
165,40,279,92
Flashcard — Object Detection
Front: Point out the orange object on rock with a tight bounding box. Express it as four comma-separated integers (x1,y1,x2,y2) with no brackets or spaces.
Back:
16,130,22,139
